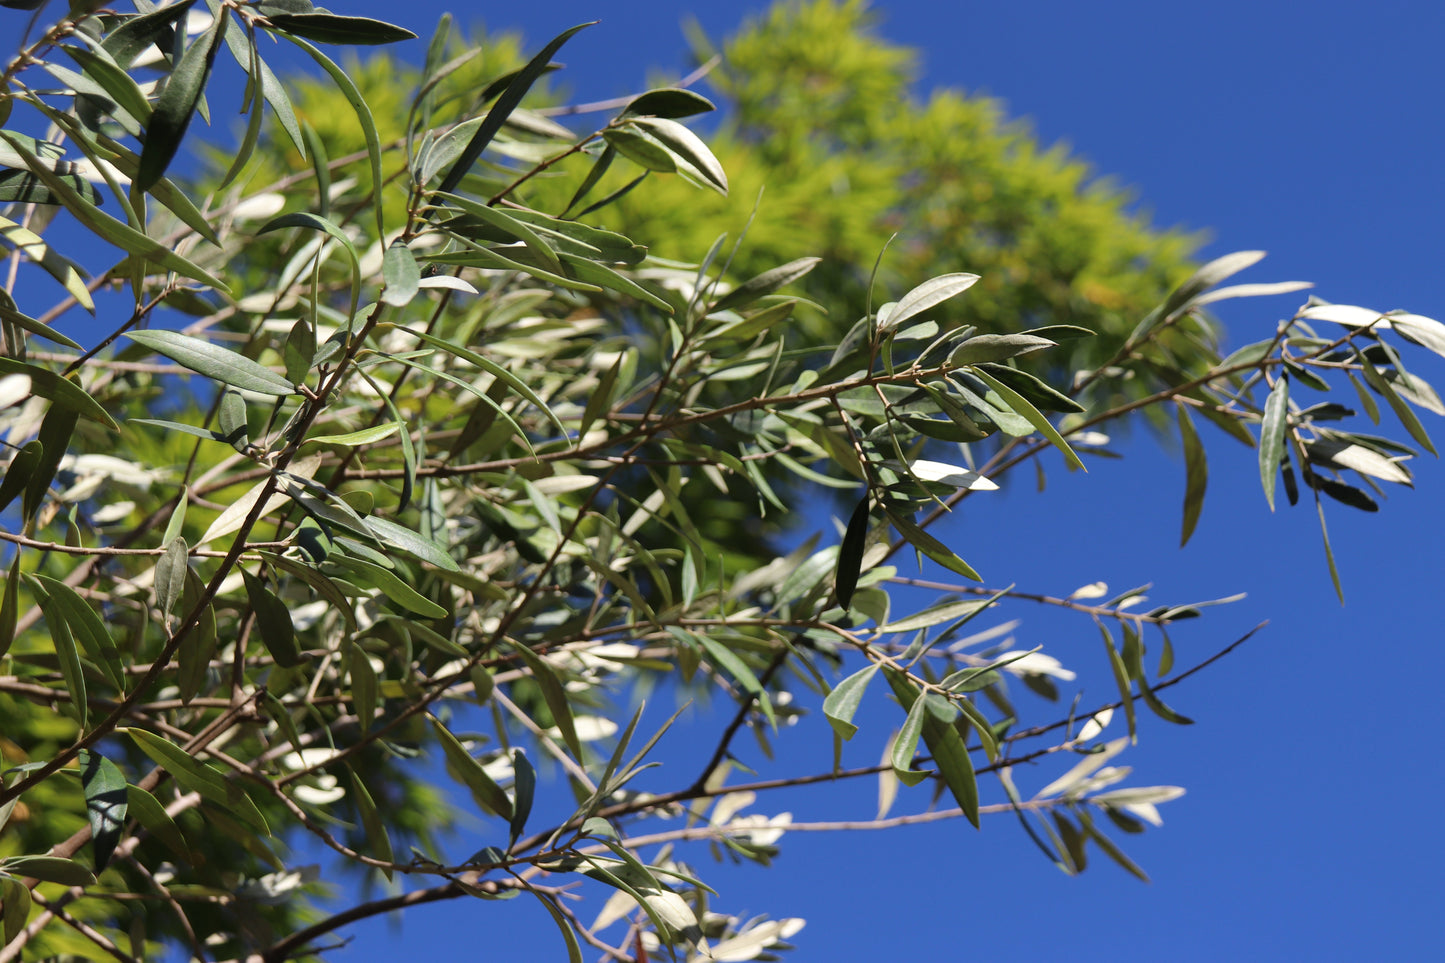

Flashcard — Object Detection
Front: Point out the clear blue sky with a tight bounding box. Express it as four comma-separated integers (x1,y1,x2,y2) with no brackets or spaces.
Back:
37,0,1438,959
303,1,1444,961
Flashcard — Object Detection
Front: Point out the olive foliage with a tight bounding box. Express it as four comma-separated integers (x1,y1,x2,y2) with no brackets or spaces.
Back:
1,2,1442,962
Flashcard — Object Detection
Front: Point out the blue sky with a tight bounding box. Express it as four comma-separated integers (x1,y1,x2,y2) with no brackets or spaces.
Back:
302,1,1445,961
13,0,1441,959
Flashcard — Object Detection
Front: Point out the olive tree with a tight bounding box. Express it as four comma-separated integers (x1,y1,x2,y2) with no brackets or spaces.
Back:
1,2,1440,961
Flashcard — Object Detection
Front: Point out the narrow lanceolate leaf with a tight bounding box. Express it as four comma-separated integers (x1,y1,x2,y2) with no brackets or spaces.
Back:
0,168,102,207
32,576,125,692
364,515,460,571
512,644,585,760
948,333,1055,366
1,856,96,887
125,728,270,835
331,556,448,618
710,257,821,315
0,358,115,429
0,556,19,660
885,273,980,330
1177,403,1208,546
681,628,777,729
41,583,88,726
127,330,296,396
136,13,228,192
630,116,728,194
508,748,536,848
0,133,229,291
380,240,420,306
154,537,188,622
124,784,191,861
889,685,931,786
1099,624,1137,743
622,88,716,119
379,325,565,434
1259,376,1290,511
348,769,394,879
823,663,878,740
428,715,513,820
280,35,386,240
432,191,561,271
347,643,377,730
26,406,78,523
1,875,32,944
0,441,42,516
970,366,1085,471
242,570,302,668
263,13,417,45
834,495,871,609
436,22,594,195
1361,360,1437,456
1315,494,1345,604
0,233,91,325
218,389,248,451
77,750,127,872
257,211,362,321
885,508,982,581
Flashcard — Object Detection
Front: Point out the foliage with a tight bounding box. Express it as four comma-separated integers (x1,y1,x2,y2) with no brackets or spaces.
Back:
0,2,1442,961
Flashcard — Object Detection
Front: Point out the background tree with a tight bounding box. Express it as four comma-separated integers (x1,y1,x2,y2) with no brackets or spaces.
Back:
0,2,1441,962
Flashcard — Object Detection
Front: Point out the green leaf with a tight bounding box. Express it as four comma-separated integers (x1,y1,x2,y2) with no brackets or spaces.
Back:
124,784,191,861
428,715,513,820
0,441,42,516
347,769,393,879
885,273,979,330
136,12,228,192
432,191,561,272
264,13,417,45
630,116,728,194
378,325,565,435
177,567,217,704
126,728,270,835
602,124,676,172
888,681,931,786
41,585,87,727
1,874,31,945
0,134,229,292
242,569,303,668
1176,403,1208,546
257,210,362,323
0,359,115,429
25,406,77,523
436,22,594,195
0,226,92,322
678,628,776,729
218,389,248,451
621,88,716,118
823,663,878,740
508,748,535,848
880,598,992,634
557,252,671,312
974,363,1084,414
1,856,96,887
381,240,420,306
0,167,102,206
32,576,125,692
364,515,459,572
1259,376,1289,510
154,536,188,623
127,330,296,396
1361,360,1436,456
710,257,821,314
834,495,871,609
1098,624,1137,743
279,35,386,240
330,555,448,618
0,556,19,660
948,333,1055,366
525,888,584,963
884,509,982,581
970,366,1084,471
512,643,585,760
76,750,127,872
